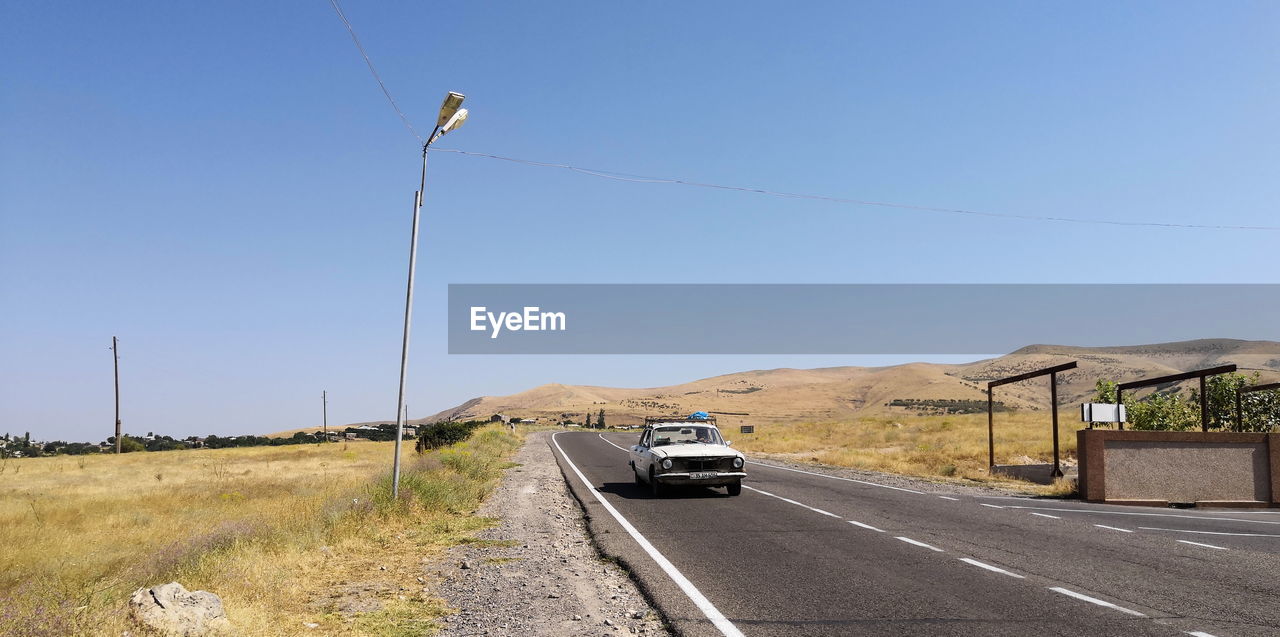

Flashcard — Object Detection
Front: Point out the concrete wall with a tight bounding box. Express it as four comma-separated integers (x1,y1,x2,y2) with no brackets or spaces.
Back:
1077,430,1279,507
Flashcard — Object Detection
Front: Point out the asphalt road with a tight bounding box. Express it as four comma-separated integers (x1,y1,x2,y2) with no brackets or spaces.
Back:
550,431,1280,637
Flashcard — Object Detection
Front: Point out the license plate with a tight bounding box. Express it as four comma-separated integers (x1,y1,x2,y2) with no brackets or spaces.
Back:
690,472,717,480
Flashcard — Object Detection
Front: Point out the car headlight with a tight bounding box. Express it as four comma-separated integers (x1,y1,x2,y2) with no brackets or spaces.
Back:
733,456,744,469
661,458,673,470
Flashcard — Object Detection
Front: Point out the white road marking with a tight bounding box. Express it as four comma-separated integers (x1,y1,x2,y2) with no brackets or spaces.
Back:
958,558,1024,578
598,433,631,452
551,433,746,637
1187,631,1220,636
848,520,885,532
741,485,841,518
937,495,960,501
895,536,944,552
746,460,928,495
980,503,1005,509
1094,524,1134,533
1138,526,1280,538
1176,540,1228,550
996,505,1280,526
1029,512,1061,519
1048,587,1146,617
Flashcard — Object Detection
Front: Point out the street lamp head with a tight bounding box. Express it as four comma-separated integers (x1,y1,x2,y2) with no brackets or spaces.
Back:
437,92,465,127
440,108,468,134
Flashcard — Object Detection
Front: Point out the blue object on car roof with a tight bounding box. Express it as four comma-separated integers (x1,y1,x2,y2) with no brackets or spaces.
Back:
688,411,710,420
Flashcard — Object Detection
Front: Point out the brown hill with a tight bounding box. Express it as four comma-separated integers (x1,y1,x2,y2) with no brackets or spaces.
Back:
411,339,1280,428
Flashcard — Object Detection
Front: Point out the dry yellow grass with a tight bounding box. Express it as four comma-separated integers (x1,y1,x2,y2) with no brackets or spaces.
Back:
0,426,520,636
731,411,1079,494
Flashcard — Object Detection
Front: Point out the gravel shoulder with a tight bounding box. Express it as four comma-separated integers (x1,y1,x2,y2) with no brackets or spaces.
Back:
433,431,669,637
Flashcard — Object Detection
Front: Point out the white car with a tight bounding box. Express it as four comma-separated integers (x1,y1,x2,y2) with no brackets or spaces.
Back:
629,419,746,496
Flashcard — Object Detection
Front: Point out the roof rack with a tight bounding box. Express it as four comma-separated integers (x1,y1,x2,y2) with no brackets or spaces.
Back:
644,415,717,426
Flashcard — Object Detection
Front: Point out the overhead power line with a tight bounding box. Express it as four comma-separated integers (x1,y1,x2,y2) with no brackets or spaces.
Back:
327,0,423,144
325,3,1278,232
429,148,1280,231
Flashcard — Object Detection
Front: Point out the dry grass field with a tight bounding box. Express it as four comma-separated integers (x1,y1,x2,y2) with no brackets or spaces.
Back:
729,411,1079,494
0,426,520,636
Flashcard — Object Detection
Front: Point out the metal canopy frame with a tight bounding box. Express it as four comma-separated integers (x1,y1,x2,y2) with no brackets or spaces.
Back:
1236,381,1280,430
1116,364,1236,432
986,361,1078,478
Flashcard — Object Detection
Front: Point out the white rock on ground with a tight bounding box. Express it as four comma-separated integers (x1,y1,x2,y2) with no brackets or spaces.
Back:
128,581,231,636
431,431,670,637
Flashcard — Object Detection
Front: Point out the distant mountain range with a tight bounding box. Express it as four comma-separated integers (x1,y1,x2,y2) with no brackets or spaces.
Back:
386,339,1280,429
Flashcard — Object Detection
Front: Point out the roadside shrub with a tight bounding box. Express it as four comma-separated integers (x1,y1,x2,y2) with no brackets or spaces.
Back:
414,420,487,453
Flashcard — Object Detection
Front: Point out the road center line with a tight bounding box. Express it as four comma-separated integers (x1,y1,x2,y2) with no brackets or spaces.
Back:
741,485,841,518
1048,587,1147,617
848,520,885,532
1138,526,1280,538
1029,512,1061,519
980,503,1005,509
1187,631,1221,636
1094,524,1134,533
958,558,1024,578
552,433,746,637
895,536,944,552
1176,540,1228,550
937,495,960,501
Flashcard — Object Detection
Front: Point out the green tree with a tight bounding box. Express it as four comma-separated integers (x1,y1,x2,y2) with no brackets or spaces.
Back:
596,409,606,429
1127,392,1197,430
1092,379,1119,404
585,413,592,429
1241,387,1280,432
1204,372,1280,432
119,436,146,453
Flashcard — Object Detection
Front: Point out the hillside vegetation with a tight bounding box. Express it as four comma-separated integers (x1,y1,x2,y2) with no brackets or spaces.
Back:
0,426,519,636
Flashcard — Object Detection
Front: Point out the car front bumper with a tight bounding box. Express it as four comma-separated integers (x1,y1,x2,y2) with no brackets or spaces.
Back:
654,471,746,486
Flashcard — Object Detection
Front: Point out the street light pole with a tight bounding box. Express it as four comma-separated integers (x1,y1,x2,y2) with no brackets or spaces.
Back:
392,92,467,499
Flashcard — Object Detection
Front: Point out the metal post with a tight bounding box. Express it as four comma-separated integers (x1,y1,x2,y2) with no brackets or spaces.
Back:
113,336,121,454
1050,372,1062,478
1199,375,1209,432
392,138,434,499
987,386,994,469
322,390,328,442
1115,388,1123,431
1236,387,1244,431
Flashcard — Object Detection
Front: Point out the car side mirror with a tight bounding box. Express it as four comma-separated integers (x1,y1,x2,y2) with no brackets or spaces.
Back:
725,440,732,447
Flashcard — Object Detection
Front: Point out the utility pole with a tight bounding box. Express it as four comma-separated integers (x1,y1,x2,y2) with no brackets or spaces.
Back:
322,390,328,442
112,336,121,454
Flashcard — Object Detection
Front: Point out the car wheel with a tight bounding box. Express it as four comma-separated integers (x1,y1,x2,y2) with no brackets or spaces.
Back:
649,468,664,498
727,480,742,496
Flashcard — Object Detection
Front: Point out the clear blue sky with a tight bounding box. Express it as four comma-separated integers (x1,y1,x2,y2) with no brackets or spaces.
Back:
2,1,1277,442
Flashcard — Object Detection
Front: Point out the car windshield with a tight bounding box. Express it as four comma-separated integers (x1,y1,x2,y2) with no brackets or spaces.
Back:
651,425,723,447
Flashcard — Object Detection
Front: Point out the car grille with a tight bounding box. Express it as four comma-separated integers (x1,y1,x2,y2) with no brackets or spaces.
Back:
674,457,735,472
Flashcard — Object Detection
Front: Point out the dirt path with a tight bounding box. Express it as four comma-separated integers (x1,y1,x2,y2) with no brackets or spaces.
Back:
433,431,669,637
